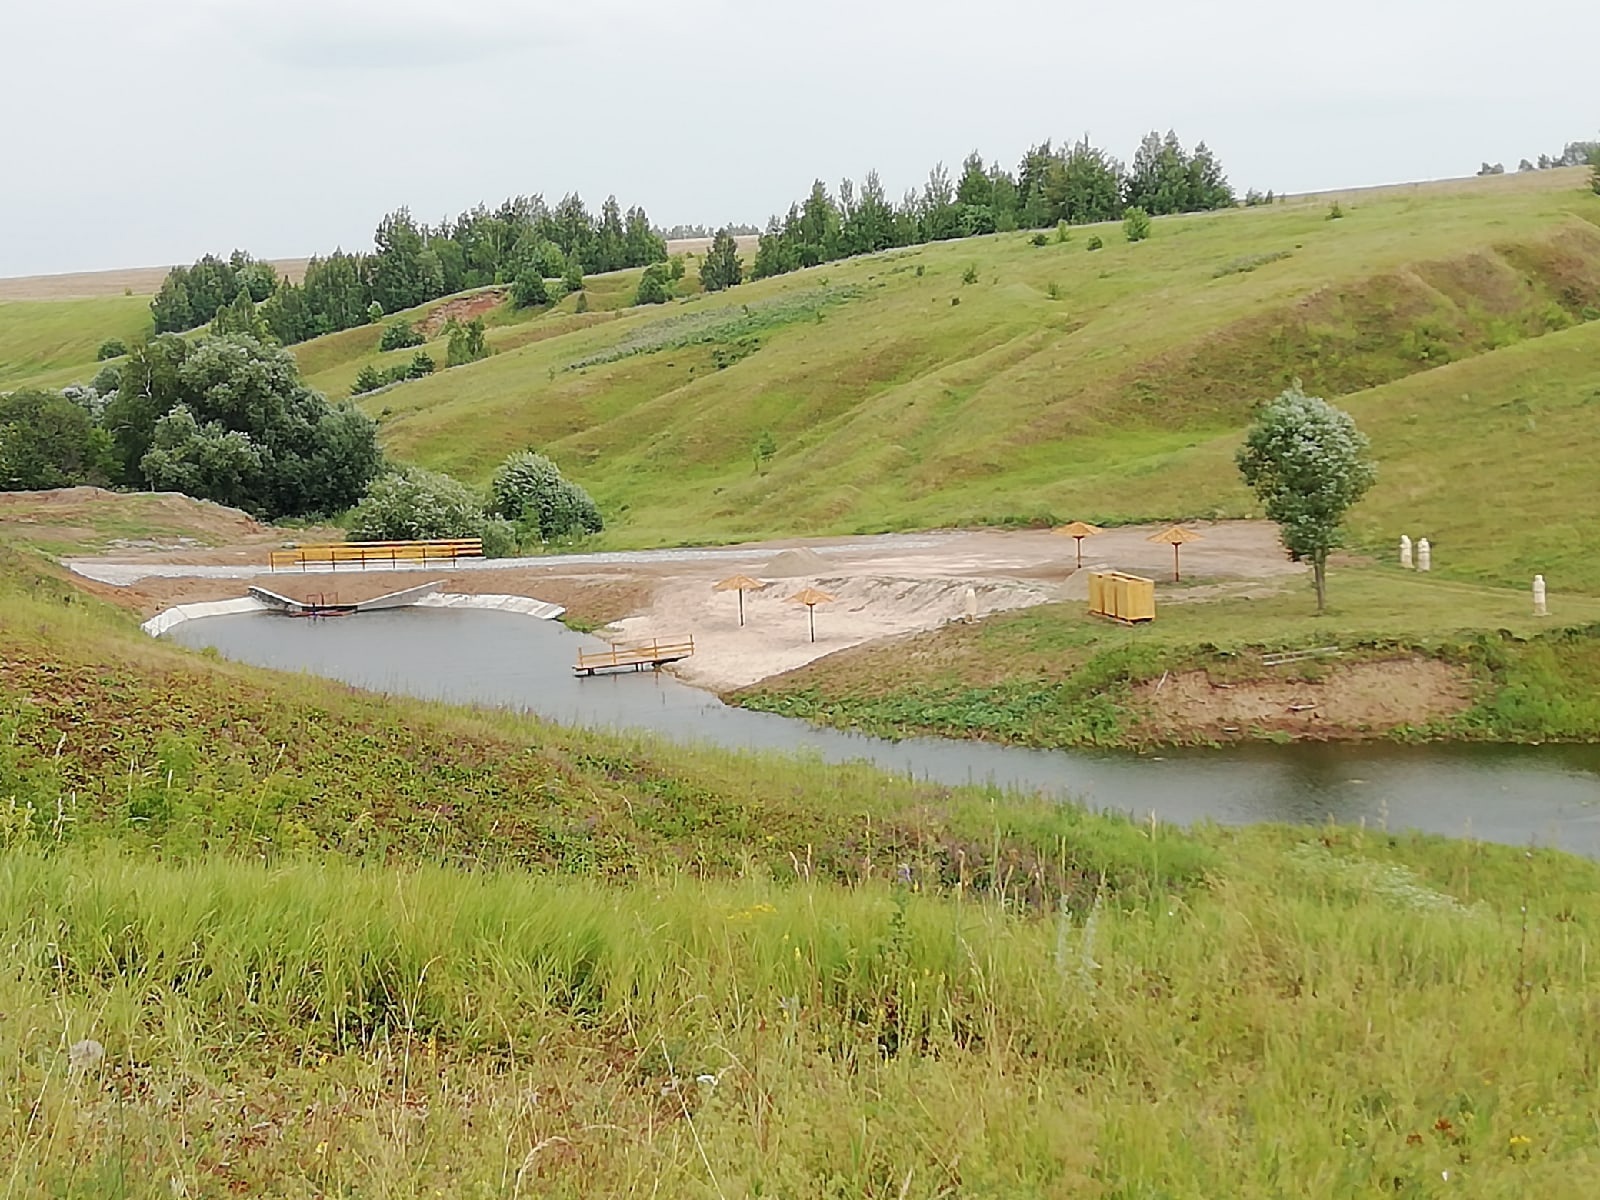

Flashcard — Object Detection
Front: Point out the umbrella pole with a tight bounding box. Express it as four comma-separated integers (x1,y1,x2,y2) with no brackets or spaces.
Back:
738,589,745,627
1172,542,1180,582
808,605,816,643
1076,536,1084,568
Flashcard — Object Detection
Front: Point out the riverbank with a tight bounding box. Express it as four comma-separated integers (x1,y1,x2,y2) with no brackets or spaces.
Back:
732,568,1600,750
20,488,1600,749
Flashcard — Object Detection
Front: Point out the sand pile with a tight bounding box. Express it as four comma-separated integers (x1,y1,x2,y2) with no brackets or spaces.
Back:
763,548,832,577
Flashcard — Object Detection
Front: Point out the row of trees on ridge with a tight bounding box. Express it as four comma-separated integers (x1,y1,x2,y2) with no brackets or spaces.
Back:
751,131,1233,279
151,194,672,344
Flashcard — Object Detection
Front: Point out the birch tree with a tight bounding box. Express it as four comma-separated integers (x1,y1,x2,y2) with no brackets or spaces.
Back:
1236,383,1377,613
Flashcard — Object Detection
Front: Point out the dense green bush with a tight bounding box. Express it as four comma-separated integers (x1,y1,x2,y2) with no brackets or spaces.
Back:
511,268,550,309
96,338,128,360
378,322,424,351
490,450,603,541
348,468,491,542
1123,206,1152,242
635,263,672,305
0,389,115,490
104,333,382,519
90,363,121,396
351,352,435,397
444,318,488,367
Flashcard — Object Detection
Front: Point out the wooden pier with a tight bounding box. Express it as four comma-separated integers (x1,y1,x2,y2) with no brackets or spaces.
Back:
574,637,695,677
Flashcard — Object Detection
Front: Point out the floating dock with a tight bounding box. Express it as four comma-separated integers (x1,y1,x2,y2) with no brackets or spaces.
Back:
575,637,695,677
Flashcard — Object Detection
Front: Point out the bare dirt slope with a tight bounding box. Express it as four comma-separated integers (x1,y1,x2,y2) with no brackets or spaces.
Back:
1126,659,1476,742
0,488,314,553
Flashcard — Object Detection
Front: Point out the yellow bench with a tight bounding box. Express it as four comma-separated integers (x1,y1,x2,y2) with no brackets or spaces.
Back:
269,539,485,572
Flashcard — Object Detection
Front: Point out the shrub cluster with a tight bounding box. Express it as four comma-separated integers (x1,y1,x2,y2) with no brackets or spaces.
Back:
346,450,603,556
378,322,425,351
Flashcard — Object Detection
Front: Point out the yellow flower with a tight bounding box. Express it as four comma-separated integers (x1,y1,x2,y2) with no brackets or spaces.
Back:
1510,1135,1532,1147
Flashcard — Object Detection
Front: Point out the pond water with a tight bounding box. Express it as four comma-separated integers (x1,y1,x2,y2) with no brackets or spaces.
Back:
166,609,1600,857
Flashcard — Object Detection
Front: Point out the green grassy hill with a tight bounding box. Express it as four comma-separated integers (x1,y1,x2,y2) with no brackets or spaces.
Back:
4,544,1600,1194
7,170,1599,594
0,294,151,389
348,170,1599,583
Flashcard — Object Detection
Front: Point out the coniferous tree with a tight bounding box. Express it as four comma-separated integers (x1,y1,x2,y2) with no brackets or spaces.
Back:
988,166,1021,231
150,272,195,334
371,208,431,313
797,182,839,265
594,196,627,273
956,152,993,207
922,163,961,240
699,228,744,292
752,216,794,279
1186,141,1234,210
623,206,667,267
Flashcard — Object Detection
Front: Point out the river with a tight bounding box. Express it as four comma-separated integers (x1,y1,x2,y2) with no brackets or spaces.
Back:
166,609,1600,857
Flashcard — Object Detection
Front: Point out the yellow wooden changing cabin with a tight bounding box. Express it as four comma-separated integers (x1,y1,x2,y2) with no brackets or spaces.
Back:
1087,571,1155,624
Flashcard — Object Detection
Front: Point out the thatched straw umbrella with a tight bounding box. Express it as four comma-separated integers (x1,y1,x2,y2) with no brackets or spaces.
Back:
1052,520,1104,568
713,574,765,627
787,586,836,643
1148,525,1203,582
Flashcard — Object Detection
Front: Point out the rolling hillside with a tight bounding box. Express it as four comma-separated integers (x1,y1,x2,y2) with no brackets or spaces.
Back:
5,169,1599,588
356,170,1600,561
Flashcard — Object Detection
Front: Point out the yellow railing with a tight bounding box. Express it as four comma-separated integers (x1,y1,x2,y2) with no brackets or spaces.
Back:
269,539,484,572
574,637,695,676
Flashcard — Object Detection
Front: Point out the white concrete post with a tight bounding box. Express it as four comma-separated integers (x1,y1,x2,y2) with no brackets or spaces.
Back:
1417,538,1432,572
1400,535,1413,569
1533,574,1548,617
963,586,978,624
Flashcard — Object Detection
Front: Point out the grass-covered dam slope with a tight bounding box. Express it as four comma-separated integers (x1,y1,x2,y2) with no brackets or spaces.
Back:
3,545,1600,1193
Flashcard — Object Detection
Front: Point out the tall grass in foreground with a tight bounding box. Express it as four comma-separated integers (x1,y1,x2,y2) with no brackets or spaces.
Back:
2,844,1597,1197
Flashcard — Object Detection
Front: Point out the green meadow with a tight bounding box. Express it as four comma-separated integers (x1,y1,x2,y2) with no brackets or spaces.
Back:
0,295,150,389
2,547,1600,1195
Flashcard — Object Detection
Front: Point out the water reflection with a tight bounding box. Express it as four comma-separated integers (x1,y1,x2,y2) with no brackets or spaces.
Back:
166,609,1600,857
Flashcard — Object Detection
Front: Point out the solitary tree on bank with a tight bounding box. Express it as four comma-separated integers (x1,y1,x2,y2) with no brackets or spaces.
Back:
1236,383,1376,614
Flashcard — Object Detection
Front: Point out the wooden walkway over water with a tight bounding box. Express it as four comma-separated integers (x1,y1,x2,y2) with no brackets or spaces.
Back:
574,637,695,677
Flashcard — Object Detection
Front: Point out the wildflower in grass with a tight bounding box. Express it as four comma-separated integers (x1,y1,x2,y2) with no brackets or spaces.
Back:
68,1039,104,1072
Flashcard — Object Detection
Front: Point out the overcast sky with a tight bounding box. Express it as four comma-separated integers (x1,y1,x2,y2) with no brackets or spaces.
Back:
3,0,1595,277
